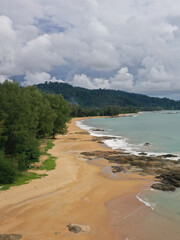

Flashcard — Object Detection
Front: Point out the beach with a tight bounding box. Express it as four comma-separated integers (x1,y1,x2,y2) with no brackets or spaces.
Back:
0,117,154,240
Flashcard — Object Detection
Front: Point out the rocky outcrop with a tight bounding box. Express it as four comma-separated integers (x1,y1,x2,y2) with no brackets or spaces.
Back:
81,150,180,191
151,183,176,191
67,224,82,234
91,128,104,131
0,234,22,240
144,143,151,146
111,166,124,173
161,154,177,158
92,136,119,144
155,170,180,190
67,223,91,234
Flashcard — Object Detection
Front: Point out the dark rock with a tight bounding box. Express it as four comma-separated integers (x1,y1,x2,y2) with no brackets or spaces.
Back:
139,152,147,156
92,128,104,131
151,183,176,191
161,154,177,158
158,171,180,188
67,224,83,234
111,166,124,173
144,143,151,146
0,234,22,240
92,136,118,143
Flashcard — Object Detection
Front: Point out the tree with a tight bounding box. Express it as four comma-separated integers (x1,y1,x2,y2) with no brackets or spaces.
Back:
0,81,71,181
46,94,70,138
0,152,17,184
22,86,56,138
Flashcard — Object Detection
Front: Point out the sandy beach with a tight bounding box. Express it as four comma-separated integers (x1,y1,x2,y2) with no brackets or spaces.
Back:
0,117,154,240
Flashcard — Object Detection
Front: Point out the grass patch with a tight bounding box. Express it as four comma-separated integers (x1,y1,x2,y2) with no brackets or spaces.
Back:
44,139,55,153
0,172,47,191
39,139,55,155
38,138,56,171
39,155,56,171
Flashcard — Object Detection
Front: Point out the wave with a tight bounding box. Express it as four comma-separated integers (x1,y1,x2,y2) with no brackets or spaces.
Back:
76,120,180,161
136,191,156,211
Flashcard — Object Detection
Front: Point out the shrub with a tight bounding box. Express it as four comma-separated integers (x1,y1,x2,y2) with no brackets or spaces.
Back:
0,153,17,184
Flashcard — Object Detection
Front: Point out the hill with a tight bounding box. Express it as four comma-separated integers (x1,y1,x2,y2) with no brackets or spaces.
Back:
36,82,180,110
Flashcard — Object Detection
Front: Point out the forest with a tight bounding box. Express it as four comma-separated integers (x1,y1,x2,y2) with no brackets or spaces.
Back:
36,82,180,110
69,104,138,117
0,81,70,185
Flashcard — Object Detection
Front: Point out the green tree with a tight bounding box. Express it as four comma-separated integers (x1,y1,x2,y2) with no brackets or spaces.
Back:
22,86,56,138
46,94,70,138
0,152,17,184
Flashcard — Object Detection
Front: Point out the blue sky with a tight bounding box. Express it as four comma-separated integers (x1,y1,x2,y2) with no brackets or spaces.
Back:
0,0,180,99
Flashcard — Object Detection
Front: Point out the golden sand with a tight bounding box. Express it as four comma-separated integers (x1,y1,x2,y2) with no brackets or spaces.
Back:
0,118,153,240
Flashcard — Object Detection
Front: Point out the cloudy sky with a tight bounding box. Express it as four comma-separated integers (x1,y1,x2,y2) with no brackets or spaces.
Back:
0,0,180,98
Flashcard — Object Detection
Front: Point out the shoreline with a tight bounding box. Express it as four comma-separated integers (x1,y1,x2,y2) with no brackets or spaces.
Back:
78,115,180,161
0,117,154,240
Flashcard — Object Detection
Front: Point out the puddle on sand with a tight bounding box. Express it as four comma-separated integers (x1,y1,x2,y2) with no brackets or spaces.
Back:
87,157,121,180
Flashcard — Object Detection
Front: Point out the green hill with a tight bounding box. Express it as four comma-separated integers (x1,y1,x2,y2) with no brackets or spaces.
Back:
36,82,180,110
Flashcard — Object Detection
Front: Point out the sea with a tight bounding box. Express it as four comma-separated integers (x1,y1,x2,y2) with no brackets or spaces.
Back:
77,111,180,240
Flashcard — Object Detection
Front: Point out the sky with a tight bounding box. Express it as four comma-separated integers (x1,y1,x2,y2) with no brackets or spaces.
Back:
0,0,180,99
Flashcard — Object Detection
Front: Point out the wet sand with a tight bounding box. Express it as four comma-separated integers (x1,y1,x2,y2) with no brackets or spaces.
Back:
0,118,153,240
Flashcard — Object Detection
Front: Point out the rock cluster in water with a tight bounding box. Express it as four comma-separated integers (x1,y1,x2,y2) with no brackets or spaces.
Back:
152,170,180,191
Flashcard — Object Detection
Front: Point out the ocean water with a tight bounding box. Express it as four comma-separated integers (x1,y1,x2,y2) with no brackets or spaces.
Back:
77,111,180,239
79,111,180,159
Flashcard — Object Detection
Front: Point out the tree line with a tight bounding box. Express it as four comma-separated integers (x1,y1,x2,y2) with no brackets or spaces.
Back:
70,104,138,117
36,82,180,110
0,81,70,184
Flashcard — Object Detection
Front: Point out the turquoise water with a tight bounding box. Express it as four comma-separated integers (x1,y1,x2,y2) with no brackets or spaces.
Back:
82,111,180,156
78,111,180,237
137,188,180,222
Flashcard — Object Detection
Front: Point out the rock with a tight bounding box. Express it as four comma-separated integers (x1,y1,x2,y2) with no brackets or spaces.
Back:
111,166,123,173
161,154,177,158
67,224,83,234
139,152,147,156
67,224,91,234
158,171,180,188
151,183,176,191
92,128,104,131
0,234,22,240
144,143,151,146
81,150,180,192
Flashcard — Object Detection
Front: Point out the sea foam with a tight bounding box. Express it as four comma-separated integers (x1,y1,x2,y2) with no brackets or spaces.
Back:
76,120,180,161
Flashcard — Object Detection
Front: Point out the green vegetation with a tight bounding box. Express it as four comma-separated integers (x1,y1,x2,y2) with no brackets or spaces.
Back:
38,139,56,171
0,172,47,191
0,81,70,186
36,82,180,112
39,156,56,171
0,152,17,184
40,139,55,154
69,104,138,117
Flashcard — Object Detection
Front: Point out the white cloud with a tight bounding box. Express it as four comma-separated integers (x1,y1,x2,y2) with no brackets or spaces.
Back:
0,15,18,75
71,67,134,91
0,75,12,83
0,0,180,97
22,72,63,86
109,67,134,91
